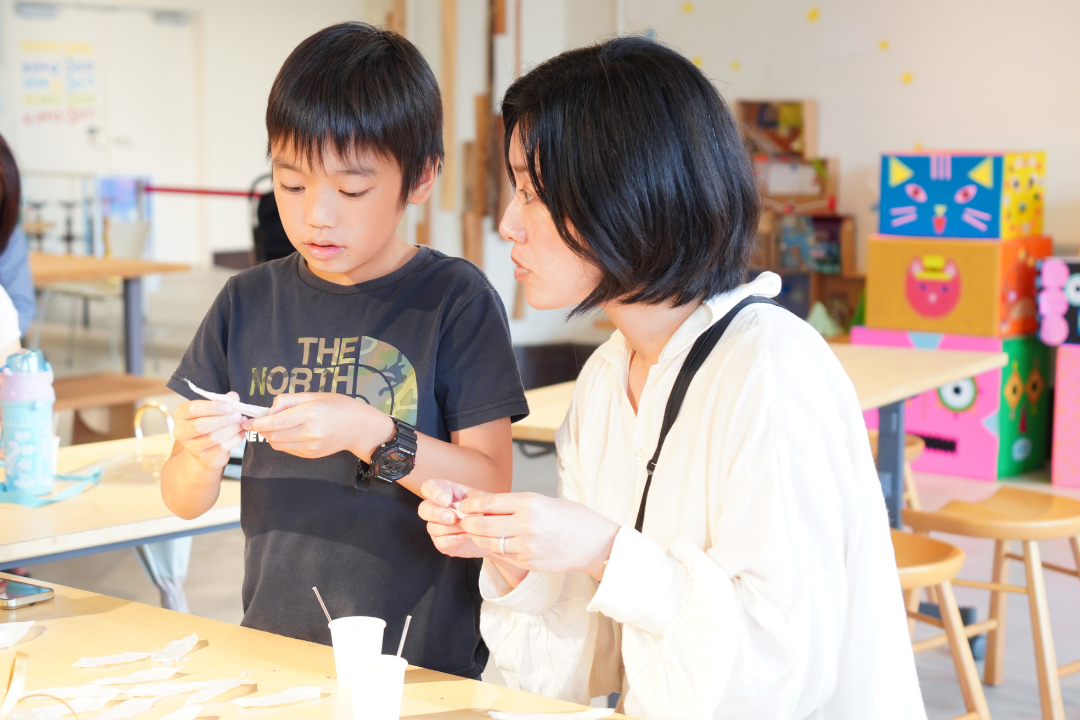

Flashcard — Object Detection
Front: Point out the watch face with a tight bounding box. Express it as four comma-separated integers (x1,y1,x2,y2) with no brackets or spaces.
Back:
377,449,413,479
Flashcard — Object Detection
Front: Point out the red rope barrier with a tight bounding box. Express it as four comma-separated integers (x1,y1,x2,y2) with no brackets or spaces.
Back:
144,185,257,198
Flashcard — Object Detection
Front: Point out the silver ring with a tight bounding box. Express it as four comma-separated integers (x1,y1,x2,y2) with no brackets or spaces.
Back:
499,536,506,554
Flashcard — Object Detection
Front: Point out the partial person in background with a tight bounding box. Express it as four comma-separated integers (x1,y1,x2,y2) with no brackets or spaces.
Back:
0,134,37,335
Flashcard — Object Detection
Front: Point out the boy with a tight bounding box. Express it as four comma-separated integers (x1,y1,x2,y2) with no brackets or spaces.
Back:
161,22,528,679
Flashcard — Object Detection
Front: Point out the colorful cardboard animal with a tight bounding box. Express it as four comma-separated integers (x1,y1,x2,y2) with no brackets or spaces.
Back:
1036,257,1080,347
1052,344,1080,488
867,234,1051,336
878,151,1045,239
854,327,1050,480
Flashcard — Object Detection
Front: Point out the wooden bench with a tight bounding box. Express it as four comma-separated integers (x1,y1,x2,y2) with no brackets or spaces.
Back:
54,373,171,444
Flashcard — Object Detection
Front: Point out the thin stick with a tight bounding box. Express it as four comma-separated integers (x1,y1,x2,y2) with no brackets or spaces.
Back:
397,615,413,658
312,587,332,624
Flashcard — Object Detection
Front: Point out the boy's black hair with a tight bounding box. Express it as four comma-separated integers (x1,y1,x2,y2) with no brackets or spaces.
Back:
267,22,443,204
502,36,760,314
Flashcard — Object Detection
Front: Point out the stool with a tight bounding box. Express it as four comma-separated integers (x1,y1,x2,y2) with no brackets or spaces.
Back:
868,430,926,510
905,487,1080,720
893,530,991,720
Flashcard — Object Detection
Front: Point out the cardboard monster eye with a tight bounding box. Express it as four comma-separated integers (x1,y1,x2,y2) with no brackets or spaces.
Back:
938,378,977,412
953,184,978,204
905,183,928,203
1065,274,1080,306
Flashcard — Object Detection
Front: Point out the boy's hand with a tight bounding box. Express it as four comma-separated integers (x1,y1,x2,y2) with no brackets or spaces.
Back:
173,395,245,472
243,393,395,460
417,478,491,559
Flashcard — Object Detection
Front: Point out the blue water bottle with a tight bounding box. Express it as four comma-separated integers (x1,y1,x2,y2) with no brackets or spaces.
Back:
0,350,56,496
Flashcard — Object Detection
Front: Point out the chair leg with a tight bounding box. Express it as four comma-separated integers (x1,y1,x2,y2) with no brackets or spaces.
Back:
1023,540,1065,720
984,539,1010,686
903,462,922,510
904,587,921,639
937,580,991,720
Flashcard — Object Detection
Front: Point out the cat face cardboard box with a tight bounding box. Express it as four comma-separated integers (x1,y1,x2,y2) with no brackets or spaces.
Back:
854,327,1050,480
878,151,1045,239
867,234,1051,336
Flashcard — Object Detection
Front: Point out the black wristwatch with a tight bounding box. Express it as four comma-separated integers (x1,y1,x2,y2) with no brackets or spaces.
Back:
356,417,417,488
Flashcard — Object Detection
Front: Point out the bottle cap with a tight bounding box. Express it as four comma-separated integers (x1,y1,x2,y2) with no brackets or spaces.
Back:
5,349,52,373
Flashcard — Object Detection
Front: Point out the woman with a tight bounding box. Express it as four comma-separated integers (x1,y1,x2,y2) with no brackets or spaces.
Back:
419,38,925,719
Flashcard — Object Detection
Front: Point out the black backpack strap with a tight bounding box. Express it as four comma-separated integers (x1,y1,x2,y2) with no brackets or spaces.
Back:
633,295,782,533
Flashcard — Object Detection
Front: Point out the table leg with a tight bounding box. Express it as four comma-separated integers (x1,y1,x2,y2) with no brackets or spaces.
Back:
877,400,905,529
122,277,143,375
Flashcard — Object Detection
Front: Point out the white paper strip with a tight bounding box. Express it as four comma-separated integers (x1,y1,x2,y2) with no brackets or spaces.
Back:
72,651,151,668
12,692,119,719
150,633,198,663
124,680,216,698
185,379,269,418
96,697,159,720
157,706,202,720
0,621,34,650
184,678,250,704
93,666,181,685
232,685,323,707
488,710,614,720
26,685,115,699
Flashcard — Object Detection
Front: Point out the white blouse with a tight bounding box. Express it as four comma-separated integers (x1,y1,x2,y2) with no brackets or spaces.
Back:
480,272,927,720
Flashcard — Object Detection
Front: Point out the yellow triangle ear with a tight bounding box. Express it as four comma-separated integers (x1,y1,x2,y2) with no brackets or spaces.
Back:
888,157,914,187
968,157,994,188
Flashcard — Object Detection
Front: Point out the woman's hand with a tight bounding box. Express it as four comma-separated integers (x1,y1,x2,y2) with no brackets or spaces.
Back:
417,478,492,559
457,493,621,581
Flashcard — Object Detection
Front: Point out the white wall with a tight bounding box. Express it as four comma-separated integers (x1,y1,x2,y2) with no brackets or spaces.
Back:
620,0,1080,265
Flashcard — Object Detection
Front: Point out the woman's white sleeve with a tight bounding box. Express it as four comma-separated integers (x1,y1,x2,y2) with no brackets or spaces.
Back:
479,401,622,704
586,377,848,719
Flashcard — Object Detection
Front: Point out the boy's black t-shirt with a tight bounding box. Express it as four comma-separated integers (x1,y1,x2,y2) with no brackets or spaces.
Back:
167,247,529,678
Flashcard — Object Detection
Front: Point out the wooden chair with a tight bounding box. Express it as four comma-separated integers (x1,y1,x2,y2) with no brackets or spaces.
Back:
868,430,926,510
904,487,1080,720
892,530,991,720
54,373,170,444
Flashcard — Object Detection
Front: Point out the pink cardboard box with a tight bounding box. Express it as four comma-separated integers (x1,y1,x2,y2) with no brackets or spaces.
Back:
1052,344,1080,488
853,326,1050,481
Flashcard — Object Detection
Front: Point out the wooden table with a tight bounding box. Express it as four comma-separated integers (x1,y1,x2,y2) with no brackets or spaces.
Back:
29,252,190,375
0,574,633,719
0,435,239,568
512,344,1008,528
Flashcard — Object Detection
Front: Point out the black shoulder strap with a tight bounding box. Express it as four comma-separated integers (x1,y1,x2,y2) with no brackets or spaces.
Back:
634,295,781,533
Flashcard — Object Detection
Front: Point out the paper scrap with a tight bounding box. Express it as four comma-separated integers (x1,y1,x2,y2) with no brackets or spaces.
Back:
12,692,119,719
93,666,181,686
185,678,251,704
232,685,323,707
123,679,217,698
72,652,150,668
0,621,34,650
488,710,614,720
157,706,202,720
27,685,116,699
96,697,159,720
150,633,198,663
185,379,269,418
450,501,479,520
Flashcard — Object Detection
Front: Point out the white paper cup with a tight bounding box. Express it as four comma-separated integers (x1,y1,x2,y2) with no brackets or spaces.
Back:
329,616,386,681
345,655,407,720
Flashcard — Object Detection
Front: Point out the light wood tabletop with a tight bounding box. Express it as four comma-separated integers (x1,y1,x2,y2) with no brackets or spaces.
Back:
512,345,1009,444
0,574,633,719
0,435,239,567
29,252,189,285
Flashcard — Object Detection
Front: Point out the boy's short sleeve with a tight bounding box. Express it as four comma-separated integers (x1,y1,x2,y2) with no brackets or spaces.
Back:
436,288,529,432
166,283,234,402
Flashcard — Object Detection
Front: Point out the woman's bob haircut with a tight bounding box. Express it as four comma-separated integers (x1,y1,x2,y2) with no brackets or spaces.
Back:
502,36,760,315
